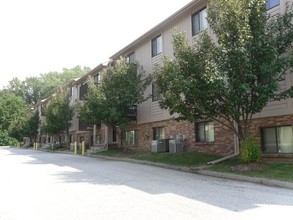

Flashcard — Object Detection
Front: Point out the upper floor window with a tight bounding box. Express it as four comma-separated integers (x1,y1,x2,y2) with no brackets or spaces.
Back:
152,83,162,102
192,7,208,36
196,121,214,142
93,73,100,85
127,52,135,63
68,87,73,98
152,35,162,57
266,0,280,10
79,83,88,100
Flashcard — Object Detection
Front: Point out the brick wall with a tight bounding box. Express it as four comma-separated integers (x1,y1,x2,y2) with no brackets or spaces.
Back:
249,114,293,150
126,119,235,156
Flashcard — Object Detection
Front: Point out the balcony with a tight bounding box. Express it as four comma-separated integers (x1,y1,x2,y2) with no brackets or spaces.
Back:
128,105,137,123
78,119,93,131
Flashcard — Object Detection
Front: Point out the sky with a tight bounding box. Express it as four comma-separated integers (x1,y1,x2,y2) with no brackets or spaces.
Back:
0,0,192,89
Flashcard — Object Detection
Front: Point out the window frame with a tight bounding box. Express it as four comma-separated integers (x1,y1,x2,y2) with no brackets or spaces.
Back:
265,0,280,10
152,83,162,102
124,130,138,146
261,125,293,154
93,73,100,85
112,129,117,143
192,7,208,36
79,83,88,100
151,35,162,57
195,121,215,143
153,127,165,140
127,52,135,63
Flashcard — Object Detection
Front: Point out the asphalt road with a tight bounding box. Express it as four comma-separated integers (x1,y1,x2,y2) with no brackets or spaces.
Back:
0,147,293,220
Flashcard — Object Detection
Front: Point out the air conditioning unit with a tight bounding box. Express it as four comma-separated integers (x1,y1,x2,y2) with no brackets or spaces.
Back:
158,139,169,152
169,139,183,153
151,140,159,152
152,139,170,152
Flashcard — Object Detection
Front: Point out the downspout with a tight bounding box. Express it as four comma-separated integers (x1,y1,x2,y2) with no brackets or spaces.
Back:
207,121,240,165
93,124,96,146
104,124,109,150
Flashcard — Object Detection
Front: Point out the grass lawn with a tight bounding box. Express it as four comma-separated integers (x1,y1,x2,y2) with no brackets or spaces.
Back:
96,149,293,182
96,149,221,167
208,158,293,182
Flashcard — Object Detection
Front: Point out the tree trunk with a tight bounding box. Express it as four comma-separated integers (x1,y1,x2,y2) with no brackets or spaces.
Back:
59,134,62,148
65,128,70,149
104,124,109,150
93,125,96,146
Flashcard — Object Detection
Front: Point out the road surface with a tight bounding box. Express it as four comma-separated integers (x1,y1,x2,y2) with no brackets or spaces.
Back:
0,147,292,220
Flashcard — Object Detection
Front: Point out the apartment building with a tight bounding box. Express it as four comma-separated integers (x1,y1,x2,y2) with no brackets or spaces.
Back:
106,0,293,156
34,0,292,156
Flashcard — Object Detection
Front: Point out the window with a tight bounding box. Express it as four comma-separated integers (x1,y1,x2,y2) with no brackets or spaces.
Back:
124,130,138,145
266,0,279,10
262,126,293,153
153,127,165,140
93,74,100,85
79,83,88,100
192,7,208,36
152,35,162,57
196,121,214,142
78,119,88,131
127,52,135,63
113,129,117,142
152,83,162,101
69,87,73,98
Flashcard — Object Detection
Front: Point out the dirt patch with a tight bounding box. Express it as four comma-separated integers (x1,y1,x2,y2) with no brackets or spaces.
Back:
230,162,268,172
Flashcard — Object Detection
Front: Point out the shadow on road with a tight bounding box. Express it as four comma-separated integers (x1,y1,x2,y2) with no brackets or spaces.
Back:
3,147,293,212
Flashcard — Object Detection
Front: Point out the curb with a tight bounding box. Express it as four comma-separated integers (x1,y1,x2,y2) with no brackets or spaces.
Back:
88,154,293,190
36,148,293,190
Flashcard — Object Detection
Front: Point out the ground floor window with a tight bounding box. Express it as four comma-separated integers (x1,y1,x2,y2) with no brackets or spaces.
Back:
124,130,138,146
196,121,214,142
112,129,117,143
153,127,165,140
262,126,293,153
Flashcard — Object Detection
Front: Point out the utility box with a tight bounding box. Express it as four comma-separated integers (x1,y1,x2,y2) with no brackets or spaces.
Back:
151,140,159,152
169,139,183,153
151,139,169,152
158,139,169,152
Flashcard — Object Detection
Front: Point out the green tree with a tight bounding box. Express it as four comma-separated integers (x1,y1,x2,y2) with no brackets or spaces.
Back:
155,0,293,146
16,110,40,142
6,65,90,105
0,130,18,146
78,58,151,147
0,91,26,133
43,90,73,148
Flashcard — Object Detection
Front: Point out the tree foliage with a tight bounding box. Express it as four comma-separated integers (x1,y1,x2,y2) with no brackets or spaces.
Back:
155,0,293,143
0,130,18,146
0,91,26,133
6,65,90,105
78,58,151,132
43,90,73,147
24,110,40,140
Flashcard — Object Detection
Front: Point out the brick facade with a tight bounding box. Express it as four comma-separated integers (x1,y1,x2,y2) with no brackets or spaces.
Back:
249,114,293,152
126,119,235,156
124,114,293,156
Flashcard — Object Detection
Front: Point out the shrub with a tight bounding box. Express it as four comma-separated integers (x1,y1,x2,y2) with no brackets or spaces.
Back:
0,130,18,147
240,136,261,163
